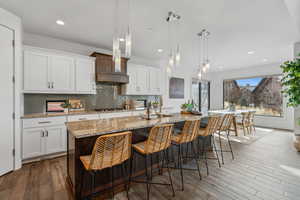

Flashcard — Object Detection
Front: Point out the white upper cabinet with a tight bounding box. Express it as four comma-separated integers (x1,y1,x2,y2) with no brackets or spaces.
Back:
123,63,161,95
75,58,96,94
23,51,50,91
23,46,95,94
136,66,149,94
148,67,161,95
50,56,75,92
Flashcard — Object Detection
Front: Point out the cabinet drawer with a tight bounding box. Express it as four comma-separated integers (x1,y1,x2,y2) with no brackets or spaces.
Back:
67,114,99,122
23,117,66,129
100,112,132,119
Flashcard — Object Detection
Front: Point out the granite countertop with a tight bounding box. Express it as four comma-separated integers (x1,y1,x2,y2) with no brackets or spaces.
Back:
21,109,146,119
66,113,203,139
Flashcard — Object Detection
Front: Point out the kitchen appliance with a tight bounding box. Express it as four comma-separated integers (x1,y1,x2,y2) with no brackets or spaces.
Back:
134,100,147,110
46,100,66,112
90,52,129,84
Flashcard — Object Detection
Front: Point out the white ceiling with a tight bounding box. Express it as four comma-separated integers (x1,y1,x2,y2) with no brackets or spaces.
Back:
0,0,299,71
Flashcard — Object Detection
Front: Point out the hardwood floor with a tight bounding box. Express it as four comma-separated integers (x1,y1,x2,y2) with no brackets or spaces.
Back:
1,128,300,200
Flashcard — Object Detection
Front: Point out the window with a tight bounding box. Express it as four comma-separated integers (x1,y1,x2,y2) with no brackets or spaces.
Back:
223,75,283,117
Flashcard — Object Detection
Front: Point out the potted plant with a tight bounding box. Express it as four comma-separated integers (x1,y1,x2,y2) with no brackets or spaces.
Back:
280,53,300,151
61,101,72,113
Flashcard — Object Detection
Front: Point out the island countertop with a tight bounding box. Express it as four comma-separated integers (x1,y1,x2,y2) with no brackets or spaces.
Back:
66,113,203,138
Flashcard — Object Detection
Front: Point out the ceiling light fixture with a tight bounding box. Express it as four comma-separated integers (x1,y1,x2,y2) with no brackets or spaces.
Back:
248,51,255,55
263,58,268,62
197,29,211,79
56,20,65,26
113,0,132,72
166,11,181,70
157,49,163,53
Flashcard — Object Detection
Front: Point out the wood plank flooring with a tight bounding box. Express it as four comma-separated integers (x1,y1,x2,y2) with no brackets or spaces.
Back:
1,127,300,200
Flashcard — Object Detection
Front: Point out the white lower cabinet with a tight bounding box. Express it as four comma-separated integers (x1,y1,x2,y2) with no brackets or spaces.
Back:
22,117,67,160
22,128,44,159
44,126,66,154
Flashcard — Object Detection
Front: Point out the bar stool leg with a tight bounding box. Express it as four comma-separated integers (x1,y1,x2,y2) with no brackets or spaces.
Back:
121,162,130,200
178,144,184,191
111,167,114,199
164,149,175,197
226,130,234,160
150,154,153,179
218,131,225,165
90,171,95,200
212,135,221,168
144,155,150,200
191,141,202,180
128,151,134,191
202,138,209,176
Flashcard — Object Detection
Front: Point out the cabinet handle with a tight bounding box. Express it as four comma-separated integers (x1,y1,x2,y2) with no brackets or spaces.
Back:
48,82,51,89
79,118,87,120
41,131,44,137
38,121,51,124
46,130,49,137
51,82,54,89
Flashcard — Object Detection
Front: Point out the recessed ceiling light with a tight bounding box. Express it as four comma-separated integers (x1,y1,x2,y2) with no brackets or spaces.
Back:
157,49,163,53
56,20,65,26
263,58,268,62
248,51,255,55
119,38,125,42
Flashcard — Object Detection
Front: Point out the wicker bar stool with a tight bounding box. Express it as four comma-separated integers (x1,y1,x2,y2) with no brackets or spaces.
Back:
198,115,222,175
129,124,175,200
171,119,202,191
79,131,132,200
216,114,235,164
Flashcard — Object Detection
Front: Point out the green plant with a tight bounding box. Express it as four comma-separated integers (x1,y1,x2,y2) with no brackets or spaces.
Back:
61,102,71,109
280,53,300,107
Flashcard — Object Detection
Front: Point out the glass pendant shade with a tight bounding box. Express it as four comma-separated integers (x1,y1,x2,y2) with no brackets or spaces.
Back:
169,54,174,67
113,36,120,61
125,27,132,58
175,44,180,65
114,48,121,72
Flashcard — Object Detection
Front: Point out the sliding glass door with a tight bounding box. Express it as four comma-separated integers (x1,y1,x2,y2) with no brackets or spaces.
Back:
191,79,210,113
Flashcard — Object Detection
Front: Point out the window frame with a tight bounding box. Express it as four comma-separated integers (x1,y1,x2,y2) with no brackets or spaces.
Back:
222,74,283,118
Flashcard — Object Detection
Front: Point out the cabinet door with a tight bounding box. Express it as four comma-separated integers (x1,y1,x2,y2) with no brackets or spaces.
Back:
23,51,50,91
136,66,149,94
50,56,75,92
126,64,138,95
75,59,95,93
22,128,44,159
149,68,161,95
45,126,67,154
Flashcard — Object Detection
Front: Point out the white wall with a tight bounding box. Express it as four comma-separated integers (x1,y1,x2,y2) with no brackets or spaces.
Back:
205,63,294,130
295,41,300,57
0,7,22,169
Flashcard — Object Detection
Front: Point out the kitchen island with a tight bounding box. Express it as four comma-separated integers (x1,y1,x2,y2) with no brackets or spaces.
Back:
66,113,209,199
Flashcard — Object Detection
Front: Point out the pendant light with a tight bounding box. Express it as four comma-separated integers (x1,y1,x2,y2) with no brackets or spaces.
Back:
125,0,132,58
113,0,132,72
197,29,210,79
166,11,181,69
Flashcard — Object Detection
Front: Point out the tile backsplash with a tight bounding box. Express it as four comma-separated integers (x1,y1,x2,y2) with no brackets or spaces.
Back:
24,84,160,114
